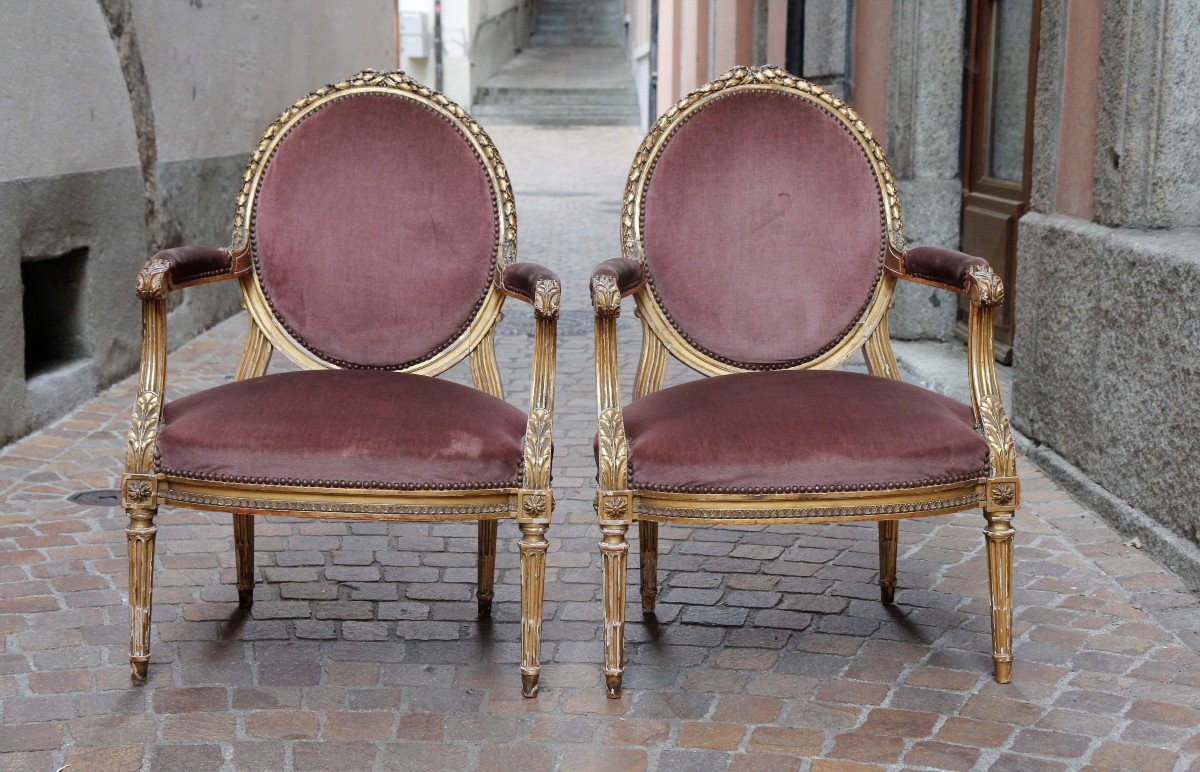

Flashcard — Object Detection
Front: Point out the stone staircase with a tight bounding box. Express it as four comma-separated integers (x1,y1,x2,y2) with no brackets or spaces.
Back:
472,0,639,126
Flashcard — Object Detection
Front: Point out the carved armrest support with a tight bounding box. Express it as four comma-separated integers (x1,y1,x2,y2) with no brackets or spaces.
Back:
592,264,633,495
499,262,561,319
592,258,645,304
964,285,1018,497
135,245,250,301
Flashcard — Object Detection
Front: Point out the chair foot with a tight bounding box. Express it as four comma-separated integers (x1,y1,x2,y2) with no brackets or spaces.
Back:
993,657,1012,684
238,588,254,608
880,583,895,605
478,599,493,617
130,656,149,681
521,671,539,698
641,592,656,614
605,672,622,699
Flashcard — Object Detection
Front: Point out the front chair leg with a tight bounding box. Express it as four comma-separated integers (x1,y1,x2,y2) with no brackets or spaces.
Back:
233,513,255,607
878,520,898,604
984,510,1015,683
477,520,498,616
126,506,158,680
518,520,548,697
601,523,629,698
639,520,658,613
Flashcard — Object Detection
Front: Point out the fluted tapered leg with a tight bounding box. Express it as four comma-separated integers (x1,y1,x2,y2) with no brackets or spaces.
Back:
477,520,498,616
984,511,1015,683
878,520,898,604
127,507,157,680
639,520,658,613
601,523,629,698
519,521,548,697
233,513,255,607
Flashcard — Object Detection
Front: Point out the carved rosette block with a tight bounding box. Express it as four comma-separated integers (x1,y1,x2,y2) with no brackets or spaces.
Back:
600,523,629,698
477,520,498,616
518,521,548,697
878,520,898,604
638,520,658,613
984,513,1015,683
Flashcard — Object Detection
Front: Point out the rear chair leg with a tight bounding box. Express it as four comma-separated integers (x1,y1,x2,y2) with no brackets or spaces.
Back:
984,510,1015,683
477,520,498,616
639,520,658,613
878,520,898,604
233,513,255,607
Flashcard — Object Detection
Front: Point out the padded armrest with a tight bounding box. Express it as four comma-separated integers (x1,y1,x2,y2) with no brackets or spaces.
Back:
902,246,991,293
161,246,247,288
500,262,561,303
591,258,645,297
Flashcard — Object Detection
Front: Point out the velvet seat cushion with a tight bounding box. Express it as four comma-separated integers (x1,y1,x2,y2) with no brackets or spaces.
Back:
614,371,989,494
155,371,528,490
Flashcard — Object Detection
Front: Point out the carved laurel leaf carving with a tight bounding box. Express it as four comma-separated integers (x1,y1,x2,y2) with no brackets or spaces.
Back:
522,408,553,487
597,407,628,486
232,69,516,267
620,65,904,268
979,395,1016,476
126,390,162,473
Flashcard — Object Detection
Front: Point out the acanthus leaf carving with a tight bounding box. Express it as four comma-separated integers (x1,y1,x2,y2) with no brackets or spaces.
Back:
591,274,621,318
967,265,1005,308
135,257,170,301
533,279,560,319
597,407,629,487
126,390,162,473
522,407,553,488
979,394,1016,477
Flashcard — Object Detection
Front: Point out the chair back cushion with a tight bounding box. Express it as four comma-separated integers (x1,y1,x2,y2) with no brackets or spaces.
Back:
641,88,885,368
251,92,498,369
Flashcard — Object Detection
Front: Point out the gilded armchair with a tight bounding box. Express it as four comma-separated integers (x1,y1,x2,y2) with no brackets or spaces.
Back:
121,71,558,697
591,67,1018,697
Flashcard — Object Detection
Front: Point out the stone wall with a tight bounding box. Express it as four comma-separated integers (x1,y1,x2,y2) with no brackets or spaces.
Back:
1015,0,1200,564
0,0,395,444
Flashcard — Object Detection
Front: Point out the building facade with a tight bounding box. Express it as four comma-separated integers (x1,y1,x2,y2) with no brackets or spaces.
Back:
0,0,397,444
630,0,1200,568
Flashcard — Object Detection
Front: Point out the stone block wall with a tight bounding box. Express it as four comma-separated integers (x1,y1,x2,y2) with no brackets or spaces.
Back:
0,0,395,443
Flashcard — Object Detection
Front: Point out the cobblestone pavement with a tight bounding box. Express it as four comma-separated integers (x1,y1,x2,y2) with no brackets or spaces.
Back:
4,125,1200,771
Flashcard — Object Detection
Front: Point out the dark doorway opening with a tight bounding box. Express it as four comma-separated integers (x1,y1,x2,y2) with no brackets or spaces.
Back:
22,247,89,378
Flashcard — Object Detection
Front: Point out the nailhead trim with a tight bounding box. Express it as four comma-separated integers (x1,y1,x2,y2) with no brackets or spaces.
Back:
249,92,500,370
639,89,886,371
156,465,521,492
628,465,991,495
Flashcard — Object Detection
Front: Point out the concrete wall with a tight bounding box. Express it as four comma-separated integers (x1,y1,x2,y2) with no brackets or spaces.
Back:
399,0,539,108
0,0,395,444
1014,0,1200,563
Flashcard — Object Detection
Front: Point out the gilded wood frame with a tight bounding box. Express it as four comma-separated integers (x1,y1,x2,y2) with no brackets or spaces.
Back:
594,66,1019,697
121,71,556,698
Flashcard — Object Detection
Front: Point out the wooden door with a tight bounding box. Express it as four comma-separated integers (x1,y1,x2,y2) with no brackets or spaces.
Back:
959,0,1040,363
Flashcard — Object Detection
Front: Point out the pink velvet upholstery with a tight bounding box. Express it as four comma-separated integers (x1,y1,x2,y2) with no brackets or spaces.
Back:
500,262,560,303
155,246,236,288
156,371,528,490
904,246,990,291
611,371,989,494
253,94,498,368
642,90,885,368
